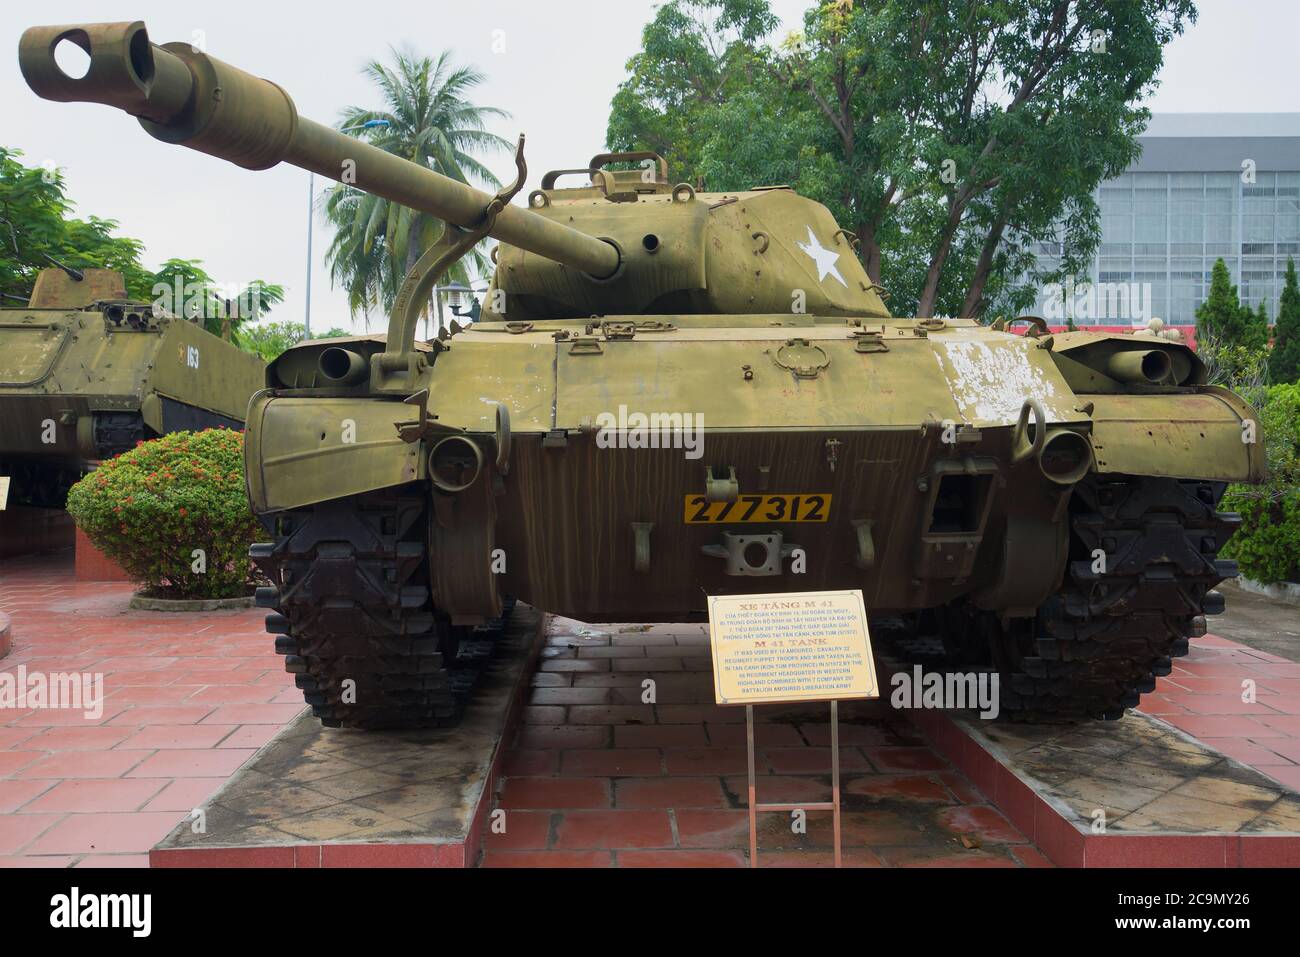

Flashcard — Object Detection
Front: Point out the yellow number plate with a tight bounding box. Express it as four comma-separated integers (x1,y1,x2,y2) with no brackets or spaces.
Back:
683,493,832,524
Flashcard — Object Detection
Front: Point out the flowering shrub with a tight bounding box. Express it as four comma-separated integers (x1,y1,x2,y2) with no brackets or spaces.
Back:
66,428,261,599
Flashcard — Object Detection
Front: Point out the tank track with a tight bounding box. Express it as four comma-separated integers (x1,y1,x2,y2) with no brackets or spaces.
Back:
250,487,512,729
886,475,1239,721
998,475,1240,720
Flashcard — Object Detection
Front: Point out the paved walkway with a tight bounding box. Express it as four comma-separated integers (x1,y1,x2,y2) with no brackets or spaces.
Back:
0,556,299,867
1138,633,1300,792
2,553,1297,867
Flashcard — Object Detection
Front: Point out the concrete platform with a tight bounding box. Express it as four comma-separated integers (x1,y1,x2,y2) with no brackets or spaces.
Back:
149,604,544,867
908,704,1300,866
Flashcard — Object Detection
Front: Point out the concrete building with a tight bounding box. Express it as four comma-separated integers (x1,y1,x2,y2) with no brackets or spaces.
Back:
1033,113,1300,327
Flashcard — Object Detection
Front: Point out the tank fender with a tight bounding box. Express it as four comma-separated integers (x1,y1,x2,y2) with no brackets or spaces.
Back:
1087,387,1265,484
243,391,425,514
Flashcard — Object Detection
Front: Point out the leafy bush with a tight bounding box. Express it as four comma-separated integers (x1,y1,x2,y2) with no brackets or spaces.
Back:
66,429,261,599
1222,383,1300,585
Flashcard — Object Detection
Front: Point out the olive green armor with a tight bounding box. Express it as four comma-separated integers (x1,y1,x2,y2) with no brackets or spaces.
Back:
20,21,1263,726
0,264,263,507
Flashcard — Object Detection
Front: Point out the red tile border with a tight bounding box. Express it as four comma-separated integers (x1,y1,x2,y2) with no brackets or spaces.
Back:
293,845,321,868
149,840,473,868
1238,835,1300,867
462,622,548,868
150,846,296,868
1083,835,1233,868
321,843,463,868
1031,797,1087,868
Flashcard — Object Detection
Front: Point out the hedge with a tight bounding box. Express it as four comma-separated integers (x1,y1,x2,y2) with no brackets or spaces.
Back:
66,428,261,599
1221,382,1300,585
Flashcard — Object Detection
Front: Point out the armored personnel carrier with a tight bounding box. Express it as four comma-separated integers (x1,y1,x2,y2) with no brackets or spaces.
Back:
0,264,264,507
21,20,1263,726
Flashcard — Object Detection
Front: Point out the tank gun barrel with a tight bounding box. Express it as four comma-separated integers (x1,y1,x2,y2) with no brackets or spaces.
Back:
18,21,621,279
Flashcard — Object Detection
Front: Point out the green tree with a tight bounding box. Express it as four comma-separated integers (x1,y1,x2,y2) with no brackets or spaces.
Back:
607,0,1194,318
1195,258,1250,345
0,147,284,346
606,0,781,184
1249,300,1270,352
323,48,510,328
0,147,155,301
237,321,350,360
1268,257,1300,383
150,258,283,340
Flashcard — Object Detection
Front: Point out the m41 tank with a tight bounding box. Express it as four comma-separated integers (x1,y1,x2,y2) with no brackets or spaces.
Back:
0,263,265,508
22,21,1264,726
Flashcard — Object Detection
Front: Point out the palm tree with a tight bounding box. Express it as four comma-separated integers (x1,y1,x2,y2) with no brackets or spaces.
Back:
323,48,510,334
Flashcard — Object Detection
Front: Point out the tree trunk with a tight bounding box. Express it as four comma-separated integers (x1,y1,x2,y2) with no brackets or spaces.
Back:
916,203,964,317
960,214,1008,319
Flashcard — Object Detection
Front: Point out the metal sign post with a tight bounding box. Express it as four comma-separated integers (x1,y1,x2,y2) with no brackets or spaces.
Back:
746,700,842,868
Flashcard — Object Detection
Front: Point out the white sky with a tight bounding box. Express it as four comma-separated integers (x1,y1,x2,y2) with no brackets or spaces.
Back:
2,0,1296,335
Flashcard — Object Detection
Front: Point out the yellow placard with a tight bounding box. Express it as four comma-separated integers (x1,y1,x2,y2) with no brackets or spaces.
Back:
683,493,832,524
706,590,878,705
0,476,9,511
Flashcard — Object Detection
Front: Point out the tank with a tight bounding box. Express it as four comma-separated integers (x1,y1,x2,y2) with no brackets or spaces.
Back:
21,21,1265,726
0,262,265,508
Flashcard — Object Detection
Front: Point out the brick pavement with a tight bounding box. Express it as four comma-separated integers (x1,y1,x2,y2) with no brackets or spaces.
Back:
0,556,299,866
479,615,1045,867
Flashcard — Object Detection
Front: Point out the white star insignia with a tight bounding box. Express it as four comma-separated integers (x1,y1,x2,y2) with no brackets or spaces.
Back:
796,226,847,288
